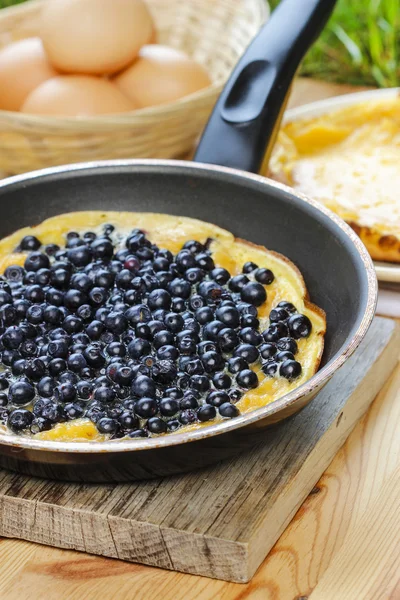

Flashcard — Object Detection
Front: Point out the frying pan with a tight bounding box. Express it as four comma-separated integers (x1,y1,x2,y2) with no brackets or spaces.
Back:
0,0,377,482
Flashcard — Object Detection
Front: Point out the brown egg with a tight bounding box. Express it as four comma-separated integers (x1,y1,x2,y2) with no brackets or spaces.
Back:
21,75,136,117
41,0,154,75
114,45,212,108
0,37,57,111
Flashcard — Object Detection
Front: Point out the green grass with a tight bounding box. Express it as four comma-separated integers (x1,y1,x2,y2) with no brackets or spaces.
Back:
270,0,400,87
1,0,399,87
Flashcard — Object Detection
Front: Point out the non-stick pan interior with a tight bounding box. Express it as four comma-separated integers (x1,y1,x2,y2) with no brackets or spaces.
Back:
0,161,370,368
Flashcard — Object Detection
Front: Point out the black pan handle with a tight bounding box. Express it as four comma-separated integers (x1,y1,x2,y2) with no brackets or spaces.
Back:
194,0,337,173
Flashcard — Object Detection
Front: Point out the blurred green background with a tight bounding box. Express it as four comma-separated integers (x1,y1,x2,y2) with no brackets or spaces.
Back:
1,0,399,87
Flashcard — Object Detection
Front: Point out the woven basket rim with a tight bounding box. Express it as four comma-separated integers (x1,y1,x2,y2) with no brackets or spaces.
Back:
0,0,269,127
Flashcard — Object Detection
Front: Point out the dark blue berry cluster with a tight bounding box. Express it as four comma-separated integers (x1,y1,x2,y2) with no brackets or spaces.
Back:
0,226,312,438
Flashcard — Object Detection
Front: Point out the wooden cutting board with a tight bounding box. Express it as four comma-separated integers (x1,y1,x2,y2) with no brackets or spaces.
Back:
0,316,397,584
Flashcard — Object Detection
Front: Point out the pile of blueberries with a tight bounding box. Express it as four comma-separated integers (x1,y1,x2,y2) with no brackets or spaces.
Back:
0,225,312,438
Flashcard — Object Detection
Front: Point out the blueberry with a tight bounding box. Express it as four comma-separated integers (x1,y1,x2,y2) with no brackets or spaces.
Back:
180,392,199,409
4,265,25,282
147,417,167,434
190,374,210,393
128,338,151,359
159,397,179,417
128,429,148,438
171,297,186,313
275,350,295,362
233,344,259,363
163,312,184,333
54,383,76,403
243,261,258,273
229,274,249,292
33,397,61,421
179,409,197,424
70,273,93,293
67,245,93,267
8,380,35,405
44,243,60,256
240,327,263,346
262,361,279,376
48,358,67,376
47,339,68,359
262,322,289,342
8,408,33,431
259,343,277,359
125,304,151,325
20,339,38,357
132,375,156,398
195,307,214,325
182,240,204,254
118,411,139,431
97,417,119,435
135,397,157,418
219,402,239,418
241,314,259,329
0,290,12,305
255,268,274,285
201,351,225,373
84,344,106,368
176,250,196,271
215,305,240,328
164,387,183,400
168,278,191,299
25,284,45,303
24,252,50,272
12,359,26,376
287,314,312,339
63,402,84,420
30,417,53,434
77,380,94,399
14,299,31,319
85,320,104,340
20,235,41,251
64,289,88,310
46,287,64,306
277,301,297,314
104,311,127,335
176,331,197,355
240,282,266,307
2,326,24,349
276,337,298,354
185,268,204,285
88,287,108,306
217,328,240,352
213,372,231,389
227,356,248,374
280,359,302,380
26,305,44,324
94,387,116,403
1,350,20,366
236,369,258,388
210,267,230,285
184,358,204,376
203,320,224,342
67,353,87,372
195,252,214,271
37,376,55,398
63,315,83,334
152,360,177,384
35,268,51,285
51,268,71,289
152,329,173,350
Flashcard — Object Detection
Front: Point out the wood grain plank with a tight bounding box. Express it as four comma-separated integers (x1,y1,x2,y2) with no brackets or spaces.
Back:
309,466,400,600
0,317,397,584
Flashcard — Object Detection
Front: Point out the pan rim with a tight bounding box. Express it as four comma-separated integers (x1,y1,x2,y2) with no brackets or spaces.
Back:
0,159,377,454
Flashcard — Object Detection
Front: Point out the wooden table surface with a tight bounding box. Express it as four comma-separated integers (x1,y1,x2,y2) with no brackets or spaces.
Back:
0,78,399,600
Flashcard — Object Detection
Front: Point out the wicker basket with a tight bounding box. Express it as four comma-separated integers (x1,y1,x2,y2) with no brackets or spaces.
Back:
0,0,268,175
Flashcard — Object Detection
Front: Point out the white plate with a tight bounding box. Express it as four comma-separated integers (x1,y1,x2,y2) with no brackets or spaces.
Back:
283,87,400,283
